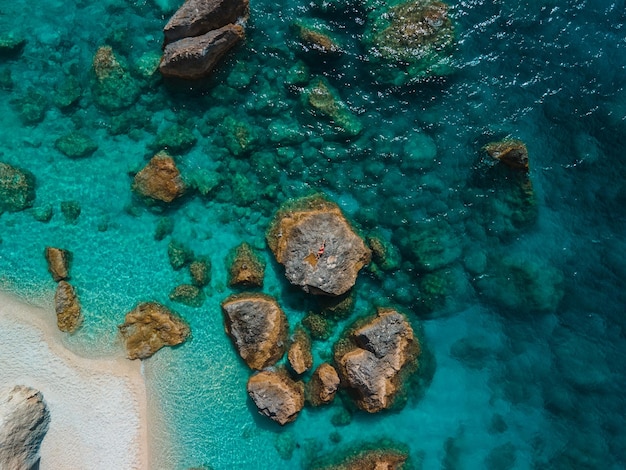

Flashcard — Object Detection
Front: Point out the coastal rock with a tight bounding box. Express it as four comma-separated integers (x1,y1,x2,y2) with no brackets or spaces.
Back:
54,280,82,333
307,363,340,406
247,370,304,425
287,326,313,375
221,293,288,370
0,162,36,213
228,242,265,288
163,0,250,45
334,308,419,413
118,302,191,360
44,246,72,282
266,195,371,296
484,139,529,171
0,385,51,470
160,25,245,80
132,152,186,203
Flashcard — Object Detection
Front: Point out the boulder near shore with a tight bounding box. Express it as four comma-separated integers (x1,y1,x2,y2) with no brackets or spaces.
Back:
247,370,304,425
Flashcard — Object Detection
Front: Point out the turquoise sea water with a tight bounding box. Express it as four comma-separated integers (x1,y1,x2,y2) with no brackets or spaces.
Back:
1,0,626,468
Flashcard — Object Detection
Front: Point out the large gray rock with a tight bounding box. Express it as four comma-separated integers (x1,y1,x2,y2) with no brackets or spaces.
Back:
266,195,371,296
0,385,50,470
221,293,288,370
160,25,245,80
163,0,249,45
247,370,304,425
335,308,419,412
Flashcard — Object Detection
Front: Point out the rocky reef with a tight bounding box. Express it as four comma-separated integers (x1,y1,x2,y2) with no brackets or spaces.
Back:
160,0,249,80
309,441,410,470
266,195,371,296
334,307,420,412
221,293,288,370
132,152,186,204
0,385,50,470
0,162,36,213
247,369,304,425
118,302,191,360
54,280,82,333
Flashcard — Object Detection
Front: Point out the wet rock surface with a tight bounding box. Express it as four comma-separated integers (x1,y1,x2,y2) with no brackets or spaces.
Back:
335,308,419,413
54,280,82,333
118,302,191,360
222,293,288,370
287,326,313,375
45,247,72,282
267,195,371,296
0,385,51,470
307,363,340,406
247,370,304,425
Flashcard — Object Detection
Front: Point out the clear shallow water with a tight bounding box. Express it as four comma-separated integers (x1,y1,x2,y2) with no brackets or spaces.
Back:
1,0,626,468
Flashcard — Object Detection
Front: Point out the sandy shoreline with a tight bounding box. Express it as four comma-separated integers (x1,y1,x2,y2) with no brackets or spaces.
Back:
0,290,149,470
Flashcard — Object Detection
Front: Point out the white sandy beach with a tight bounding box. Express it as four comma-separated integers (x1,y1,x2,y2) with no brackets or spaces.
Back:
0,291,149,470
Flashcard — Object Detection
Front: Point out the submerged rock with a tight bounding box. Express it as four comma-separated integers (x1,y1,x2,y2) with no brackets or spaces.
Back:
91,46,140,111
302,78,362,136
55,132,98,159
484,139,529,171
54,280,82,333
160,25,246,80
247,370,304,425
0,385,50,470
310,444,409,470
293,19,342,55
266,195,371,296
227,242,265,288
221,293,288,369
189,257,212,287
306,363,340,406
287,326,313,375
44,247,71,282
169,284,205,307
0,162,36,213
60,200,81,224
168,240,194,270
163,0,250,45
334,307,420,413
118,302,191,360
132,152,186,203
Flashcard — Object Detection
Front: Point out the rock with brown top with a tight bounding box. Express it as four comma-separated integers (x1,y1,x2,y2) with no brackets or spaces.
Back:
132,152,186,203
221,293,288,370
228,242,265,288
163,0,250,45
288,326,313,375
307,363,340,406
266,195,371,296
118,302,191,360
484,139,529,171
247,370,304,425
54,280,82,333
334,308,419,413
160,25,245,80
44,247,72,282
0,385,50,470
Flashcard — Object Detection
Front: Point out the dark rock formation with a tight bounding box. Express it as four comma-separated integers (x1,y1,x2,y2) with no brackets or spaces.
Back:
118,302,191,360
266,195,371,296
306,363,340,406
44,247,72,282
334,308,419,413
54,280,82,333
221,293,288,370
169,284,205,307
160,25,245,80
132,152,186,203
0,162,36,213
287,326,313,375
247,370,304,425
484,139,529,171
163,0,250,45
228,242,265,288
160,0,249,80
0,385,50,470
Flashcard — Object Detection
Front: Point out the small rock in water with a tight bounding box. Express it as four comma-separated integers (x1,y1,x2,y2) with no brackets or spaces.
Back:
169,284,205,308
189,257,212,287
302,78,362,136
227,242,265,288
118,302,191,360
306,363,340,406
44,246,72,282
0,162,36,213
247,369,304,425
132,152,187,204
483,139,529,171
32,204,53,223
168,240,194,270
54,280,82,333
0,385,50,470
55,132,98,159
287,326,313,375
60,200,81,224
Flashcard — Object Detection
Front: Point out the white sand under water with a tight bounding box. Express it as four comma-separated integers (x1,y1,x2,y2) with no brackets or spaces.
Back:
0,291,149,470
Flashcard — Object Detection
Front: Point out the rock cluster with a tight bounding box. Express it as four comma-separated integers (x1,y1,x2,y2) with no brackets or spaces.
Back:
247,370,304,425
132,152,186,203
45,247,83,333
222,293,288,370
118,302,191,360
335,308,419,412
266,195,371,296
0,162,36,213
0,385,50,470
160,0,250,80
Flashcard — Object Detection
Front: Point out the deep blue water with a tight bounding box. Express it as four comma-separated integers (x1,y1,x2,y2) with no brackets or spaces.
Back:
1,0,626,468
